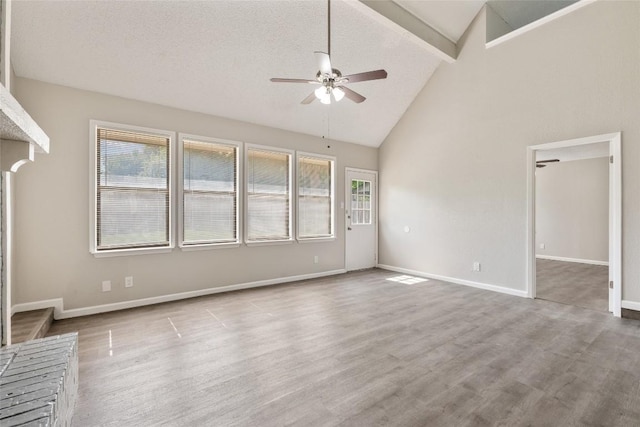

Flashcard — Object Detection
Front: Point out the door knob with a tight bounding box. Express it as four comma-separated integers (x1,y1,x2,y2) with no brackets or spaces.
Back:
348,227,352,231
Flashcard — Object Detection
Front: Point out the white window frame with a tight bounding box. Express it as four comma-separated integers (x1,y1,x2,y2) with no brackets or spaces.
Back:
178,133,242,250
89,120,176,257
244,144,295,246
296,151,336,242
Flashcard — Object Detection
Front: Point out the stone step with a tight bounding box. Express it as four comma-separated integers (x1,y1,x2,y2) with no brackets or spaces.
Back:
10,308,54,345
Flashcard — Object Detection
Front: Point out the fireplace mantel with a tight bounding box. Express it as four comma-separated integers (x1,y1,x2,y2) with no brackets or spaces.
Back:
0,80,50,347
0,83,49,172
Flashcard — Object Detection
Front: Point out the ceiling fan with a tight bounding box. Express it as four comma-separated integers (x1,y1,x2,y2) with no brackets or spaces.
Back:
270,0,388,105
536,159,560,168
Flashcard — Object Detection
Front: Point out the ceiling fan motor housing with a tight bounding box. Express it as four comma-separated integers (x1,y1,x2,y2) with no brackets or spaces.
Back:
317,69,344,88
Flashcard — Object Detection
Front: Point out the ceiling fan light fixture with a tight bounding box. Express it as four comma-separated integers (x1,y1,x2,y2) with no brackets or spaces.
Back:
333,87,345,102
315,86,332,104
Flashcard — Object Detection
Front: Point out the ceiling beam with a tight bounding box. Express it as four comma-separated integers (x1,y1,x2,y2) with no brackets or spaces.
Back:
352,0,457,63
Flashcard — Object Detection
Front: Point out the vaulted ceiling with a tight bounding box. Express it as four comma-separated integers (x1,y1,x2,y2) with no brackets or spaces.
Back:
9,1,577,147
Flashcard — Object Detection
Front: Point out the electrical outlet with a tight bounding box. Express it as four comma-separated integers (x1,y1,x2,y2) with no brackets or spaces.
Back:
125,276,134,288
472,262,481,272
102,280,111,292
314,255,319,264
539,243,545,249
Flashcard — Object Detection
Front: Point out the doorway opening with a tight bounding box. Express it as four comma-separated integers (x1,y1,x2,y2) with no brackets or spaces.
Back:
535,149,609,312
527,133,621,317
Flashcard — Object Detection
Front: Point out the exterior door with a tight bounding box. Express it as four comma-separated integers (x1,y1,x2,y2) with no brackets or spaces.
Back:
345,168,377,271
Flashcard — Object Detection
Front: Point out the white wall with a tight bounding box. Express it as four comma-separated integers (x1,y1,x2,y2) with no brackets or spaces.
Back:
378,2,640,301
13,78,377,311
535,157,608,263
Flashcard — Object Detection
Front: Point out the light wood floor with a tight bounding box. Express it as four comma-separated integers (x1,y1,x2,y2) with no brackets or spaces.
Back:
537,259,609,312
47,269,640,426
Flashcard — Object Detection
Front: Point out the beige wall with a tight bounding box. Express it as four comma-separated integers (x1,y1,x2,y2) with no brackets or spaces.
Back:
379,2,640,301
535,157,609,263
13,78,377,310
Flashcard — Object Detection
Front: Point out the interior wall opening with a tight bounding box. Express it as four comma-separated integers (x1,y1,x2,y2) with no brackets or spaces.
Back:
527,132,621,317
535,147,609,312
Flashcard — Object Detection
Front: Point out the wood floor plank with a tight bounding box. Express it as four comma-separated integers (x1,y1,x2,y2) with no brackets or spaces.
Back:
536,259,609,312
44,268,640,426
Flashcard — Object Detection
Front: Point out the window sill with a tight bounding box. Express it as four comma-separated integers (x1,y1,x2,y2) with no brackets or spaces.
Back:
92,246,173,258
297,237,336,244
245,239,294,247
180,242,241,251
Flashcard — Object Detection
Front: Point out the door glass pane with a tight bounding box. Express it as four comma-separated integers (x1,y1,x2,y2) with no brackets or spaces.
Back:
350,179,372,226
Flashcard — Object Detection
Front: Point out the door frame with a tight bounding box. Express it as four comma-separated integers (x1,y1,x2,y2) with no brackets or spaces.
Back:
526,132,621,317
344,167,378,271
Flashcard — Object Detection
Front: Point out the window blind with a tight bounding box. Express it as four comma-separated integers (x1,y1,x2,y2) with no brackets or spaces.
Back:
298,156,333,238
246,148,291,241
183,139,238,245
96,127,170,250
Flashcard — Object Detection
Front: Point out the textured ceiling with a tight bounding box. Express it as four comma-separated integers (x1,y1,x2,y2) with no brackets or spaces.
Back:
10,0,447,147
9,1,582,148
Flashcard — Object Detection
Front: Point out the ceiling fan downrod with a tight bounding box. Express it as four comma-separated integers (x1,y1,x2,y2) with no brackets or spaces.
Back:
327,0,331,57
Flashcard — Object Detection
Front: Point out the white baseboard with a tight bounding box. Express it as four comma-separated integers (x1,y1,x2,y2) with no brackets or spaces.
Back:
535,255,609,266
12,269,346,320
621,300,640,312
376,264,528,298
12,298,64,319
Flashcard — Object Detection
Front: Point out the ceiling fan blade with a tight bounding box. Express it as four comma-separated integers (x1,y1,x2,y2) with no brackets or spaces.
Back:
270,78,319,84
315,51,332,76
536,159,560,164
301,92,317,105
339,86,366,103
342,69,388,83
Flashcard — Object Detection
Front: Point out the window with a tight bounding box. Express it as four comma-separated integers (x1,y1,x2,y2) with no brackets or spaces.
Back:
91,121,339,252
245,146,293,242
297,153,335,239
91,121,174,253
180,135,240,246
351,179,372,225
